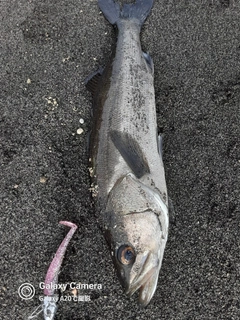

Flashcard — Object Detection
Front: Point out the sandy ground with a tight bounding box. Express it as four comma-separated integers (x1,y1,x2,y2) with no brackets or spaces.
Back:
0,0,240,319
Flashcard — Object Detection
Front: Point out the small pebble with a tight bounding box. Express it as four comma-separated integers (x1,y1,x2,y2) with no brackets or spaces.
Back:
77,128,84,135
40,177,47,184
79,118,84,124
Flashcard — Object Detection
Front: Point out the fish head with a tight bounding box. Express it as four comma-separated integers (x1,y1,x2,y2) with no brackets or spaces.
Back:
103,174,169,306
121,210,167,306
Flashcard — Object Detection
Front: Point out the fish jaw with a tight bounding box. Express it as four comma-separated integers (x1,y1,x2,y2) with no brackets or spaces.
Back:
128,265,159,307
126,251,160,307
125,230,167,306
138,267,160,306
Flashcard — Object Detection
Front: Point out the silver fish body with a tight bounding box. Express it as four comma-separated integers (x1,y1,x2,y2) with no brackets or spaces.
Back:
86,0,169,306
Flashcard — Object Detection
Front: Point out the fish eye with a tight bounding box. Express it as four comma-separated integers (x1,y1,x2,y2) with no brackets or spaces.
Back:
117,245,136,265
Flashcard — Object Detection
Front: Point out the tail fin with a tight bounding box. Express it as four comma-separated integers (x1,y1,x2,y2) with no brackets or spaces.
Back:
98,0,154,26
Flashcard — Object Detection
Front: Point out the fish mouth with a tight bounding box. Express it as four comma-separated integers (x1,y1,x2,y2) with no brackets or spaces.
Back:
125,252,159,306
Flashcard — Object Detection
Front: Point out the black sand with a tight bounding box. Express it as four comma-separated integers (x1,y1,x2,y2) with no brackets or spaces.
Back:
0,1,239,319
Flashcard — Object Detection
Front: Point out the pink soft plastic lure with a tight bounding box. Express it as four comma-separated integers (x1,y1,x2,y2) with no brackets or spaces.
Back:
43,221,77,320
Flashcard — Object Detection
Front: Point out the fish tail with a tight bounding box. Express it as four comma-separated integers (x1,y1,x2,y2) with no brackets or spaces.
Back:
98,0,154,27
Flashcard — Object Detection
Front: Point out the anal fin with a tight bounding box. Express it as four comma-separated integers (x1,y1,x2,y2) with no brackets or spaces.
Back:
157,134,163,158
143,51,154,73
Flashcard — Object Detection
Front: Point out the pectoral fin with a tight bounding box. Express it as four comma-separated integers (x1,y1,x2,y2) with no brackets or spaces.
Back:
110,130,150,179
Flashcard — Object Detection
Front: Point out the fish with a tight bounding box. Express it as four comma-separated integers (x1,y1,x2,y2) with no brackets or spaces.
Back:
86,0,169,306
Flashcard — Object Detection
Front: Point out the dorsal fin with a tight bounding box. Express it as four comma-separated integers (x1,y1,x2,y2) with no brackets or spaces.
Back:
110,130,150,179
